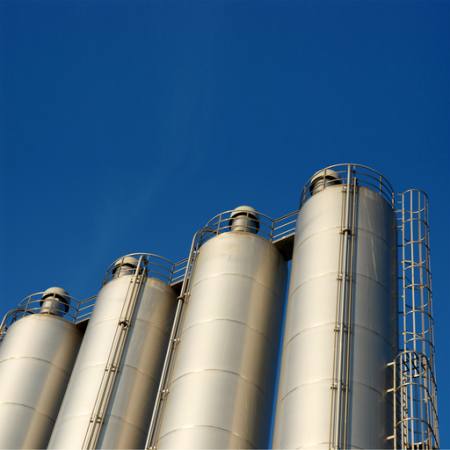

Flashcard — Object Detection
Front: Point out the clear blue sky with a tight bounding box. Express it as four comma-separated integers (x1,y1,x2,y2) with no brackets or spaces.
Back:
1,0,449,446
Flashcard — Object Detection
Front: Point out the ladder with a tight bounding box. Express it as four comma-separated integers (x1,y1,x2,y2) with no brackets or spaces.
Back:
82,256,147,449
144,231,203,449
329,166,358,450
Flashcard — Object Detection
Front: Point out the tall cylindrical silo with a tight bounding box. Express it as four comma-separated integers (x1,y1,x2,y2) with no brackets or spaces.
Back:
0,288,82,449
272,164,398,450
48,254,177,449
153,206,287,449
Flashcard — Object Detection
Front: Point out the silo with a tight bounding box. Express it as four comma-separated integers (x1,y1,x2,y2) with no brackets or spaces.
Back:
272,164,398,449
151,206,287,449
0,288,82,449
48,254,177,449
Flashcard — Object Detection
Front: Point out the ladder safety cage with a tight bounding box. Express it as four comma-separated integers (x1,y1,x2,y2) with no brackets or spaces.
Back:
392,189,439,450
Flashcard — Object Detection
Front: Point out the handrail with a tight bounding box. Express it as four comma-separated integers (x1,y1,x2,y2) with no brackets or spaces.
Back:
0,164,396,343
0,292,84,340
195,208,299,249
300,163,395,207
0,254,179,337
103,253,176,285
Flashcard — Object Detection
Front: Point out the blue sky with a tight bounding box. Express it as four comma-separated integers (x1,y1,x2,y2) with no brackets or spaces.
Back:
1,0,449,446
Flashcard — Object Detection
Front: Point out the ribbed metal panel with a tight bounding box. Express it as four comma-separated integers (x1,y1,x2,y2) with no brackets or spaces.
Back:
0,314,82,449
154,231,287,449
273,176,397,449
48,269,176,449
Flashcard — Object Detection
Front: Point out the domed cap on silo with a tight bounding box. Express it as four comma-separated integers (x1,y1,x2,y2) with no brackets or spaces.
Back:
112,255,140,278
229,205,260,233
40,286,70,316
309,168,342,195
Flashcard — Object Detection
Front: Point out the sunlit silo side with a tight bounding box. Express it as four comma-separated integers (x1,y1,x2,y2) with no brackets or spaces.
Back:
48,254,177,450
0,288,82,449
272,164,398,450
152,206,287,449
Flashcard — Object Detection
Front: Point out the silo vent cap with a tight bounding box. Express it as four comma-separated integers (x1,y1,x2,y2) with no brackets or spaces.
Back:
42,287,70,301
40,286,70,315
113,256,140,270
310,169,341,185
309,168,342,195
229,205,260,234
229,205,259,220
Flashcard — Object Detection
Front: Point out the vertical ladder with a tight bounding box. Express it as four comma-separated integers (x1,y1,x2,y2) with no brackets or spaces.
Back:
145,231,202,449
392,190,439,450
329,166,358,450
82,255,147,449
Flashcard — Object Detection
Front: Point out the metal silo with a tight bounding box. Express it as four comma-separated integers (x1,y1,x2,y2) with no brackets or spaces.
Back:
148,206,287,449
48,253,177,450
273,164,398,450
0,288,82,449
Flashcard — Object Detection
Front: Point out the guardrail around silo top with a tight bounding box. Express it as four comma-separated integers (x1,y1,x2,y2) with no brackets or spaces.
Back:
0,307,29,341
171,258,188,287
300,163,395,207
74,295,97,324
272,210,299,242
194,208,299,249
0,292,96,340
0,195,340,340
103,253,176,286
0,254,188,339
